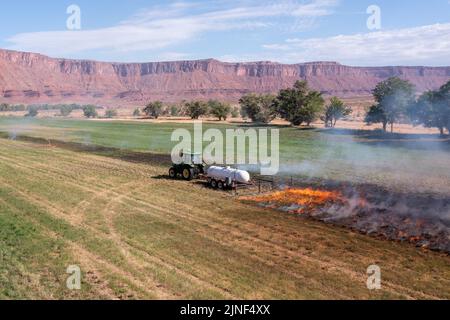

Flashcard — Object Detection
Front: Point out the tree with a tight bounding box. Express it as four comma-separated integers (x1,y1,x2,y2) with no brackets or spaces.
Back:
240,105,249,120
367,77,415,132
105,109,118,118
25,106,39,117
365,104,387,130
170,105,179,117
274,80,324,126
83,105,98,118
208,100,231,121
133,108,141,117
60,105,73,117
185,101,208,119
144,101,163,119
445,81,450,134
322,97,352,127
409,80,450,135
239,94,276,123
0,103,9,112
231,107,240,118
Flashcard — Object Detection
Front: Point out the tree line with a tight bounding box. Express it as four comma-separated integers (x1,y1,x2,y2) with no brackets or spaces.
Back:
0,103,103,118
141,81,354,128
3,76,448,134
143,77,449,135
365,77,450,134
141,100,239,121
238,81,352,127
0,103,115,119
0,103,88,112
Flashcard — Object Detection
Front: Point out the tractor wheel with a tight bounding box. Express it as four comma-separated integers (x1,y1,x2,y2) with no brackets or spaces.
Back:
217,181,224,190
169,168,177,179
210,179,218,189
182,168,193,181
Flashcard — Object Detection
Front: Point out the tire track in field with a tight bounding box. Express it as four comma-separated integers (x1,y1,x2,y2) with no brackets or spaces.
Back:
0,179,235,299
0,158,437,299
0,179,175,299
0,198,55,299
125,188,447,300
95,183,180,300
0,158,236,298
0,159,345,298
112,185,445,300
58,175,402,300
0,149,427,271
0,140,158,179
1,160,296,298
119,193,426,299
0,144,446,299
0,197,117,300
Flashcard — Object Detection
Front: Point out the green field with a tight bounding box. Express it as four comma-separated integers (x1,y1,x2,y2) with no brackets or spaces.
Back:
1,117,449,194
0,117,449,299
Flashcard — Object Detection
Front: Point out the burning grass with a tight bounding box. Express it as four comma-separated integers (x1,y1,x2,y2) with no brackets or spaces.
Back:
0,137,449,299
240,188,344,214
240,185,450,254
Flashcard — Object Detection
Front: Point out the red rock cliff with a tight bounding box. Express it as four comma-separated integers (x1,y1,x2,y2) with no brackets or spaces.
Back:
0,49,449,106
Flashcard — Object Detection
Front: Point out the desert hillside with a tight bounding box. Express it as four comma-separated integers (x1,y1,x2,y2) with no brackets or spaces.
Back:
0,48,449,106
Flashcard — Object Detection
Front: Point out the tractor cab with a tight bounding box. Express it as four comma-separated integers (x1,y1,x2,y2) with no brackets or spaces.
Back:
181,152,203,165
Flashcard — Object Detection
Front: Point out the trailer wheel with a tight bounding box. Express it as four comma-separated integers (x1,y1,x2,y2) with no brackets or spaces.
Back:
210,179,218,189
217,181,224,190
182,168,193,180
169,168,177,179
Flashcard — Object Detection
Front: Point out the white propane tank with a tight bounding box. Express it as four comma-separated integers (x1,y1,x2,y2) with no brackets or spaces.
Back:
207,166,251,184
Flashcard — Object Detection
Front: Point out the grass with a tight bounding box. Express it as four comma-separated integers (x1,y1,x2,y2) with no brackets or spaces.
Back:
0,129,449,299
0,117,449,194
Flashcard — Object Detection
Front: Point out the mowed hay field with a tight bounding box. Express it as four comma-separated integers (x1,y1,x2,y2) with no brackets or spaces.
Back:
0,136,450,299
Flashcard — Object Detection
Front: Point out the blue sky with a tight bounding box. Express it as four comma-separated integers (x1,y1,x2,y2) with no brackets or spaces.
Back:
0,0,449,66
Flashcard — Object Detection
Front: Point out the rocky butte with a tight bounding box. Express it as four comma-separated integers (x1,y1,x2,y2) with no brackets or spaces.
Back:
0,48,449,106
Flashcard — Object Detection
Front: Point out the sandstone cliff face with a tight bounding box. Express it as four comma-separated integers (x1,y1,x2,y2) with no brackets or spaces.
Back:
0,49,449,106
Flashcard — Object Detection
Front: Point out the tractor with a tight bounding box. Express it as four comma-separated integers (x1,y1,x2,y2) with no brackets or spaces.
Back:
169,152,205,181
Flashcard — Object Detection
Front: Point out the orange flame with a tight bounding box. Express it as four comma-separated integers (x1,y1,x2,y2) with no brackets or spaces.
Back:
240,188,343,214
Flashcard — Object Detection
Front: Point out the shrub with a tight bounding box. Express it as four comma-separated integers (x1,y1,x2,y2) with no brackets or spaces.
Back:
143,101,163,119
239,94,276,123
25,106,39,117
60,105,73,117
231,107,240,118
274,80,324,126
170,105,180,117
83,105,98,118
208,100,231,121
185,101,208,119
105,109,118,118
366,77,415,132
322,97,352,127
133,108,141,117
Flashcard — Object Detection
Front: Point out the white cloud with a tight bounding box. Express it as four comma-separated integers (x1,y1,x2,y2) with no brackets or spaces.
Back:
158,51,191,61
5,0,338,58
262,23,450,66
